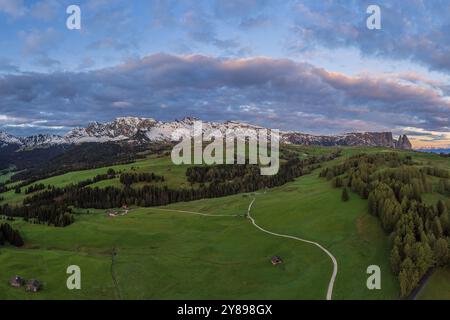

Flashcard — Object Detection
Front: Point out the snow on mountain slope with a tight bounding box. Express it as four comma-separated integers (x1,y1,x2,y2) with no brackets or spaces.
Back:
0,116,412,149
0,131,22,146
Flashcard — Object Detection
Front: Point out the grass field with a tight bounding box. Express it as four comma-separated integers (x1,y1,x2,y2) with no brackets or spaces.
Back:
0,155,195,206
0,146,448,299
0,171,13,184
418,268,450,300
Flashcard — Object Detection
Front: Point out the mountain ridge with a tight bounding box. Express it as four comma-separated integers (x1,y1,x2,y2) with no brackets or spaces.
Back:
0,116,413,150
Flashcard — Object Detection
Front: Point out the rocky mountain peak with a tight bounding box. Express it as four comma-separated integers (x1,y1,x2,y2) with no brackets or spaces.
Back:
0,116,414,150
0,131,22,146
395,134,412,150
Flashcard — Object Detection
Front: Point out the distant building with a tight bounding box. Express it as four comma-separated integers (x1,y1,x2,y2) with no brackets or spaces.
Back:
26,279,42,292
9,275,25,288
271,256,283,265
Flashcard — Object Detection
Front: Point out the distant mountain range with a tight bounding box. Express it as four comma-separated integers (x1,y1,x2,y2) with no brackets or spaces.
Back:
0,116,412,150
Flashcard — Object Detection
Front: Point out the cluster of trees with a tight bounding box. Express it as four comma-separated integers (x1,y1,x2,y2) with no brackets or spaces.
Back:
437,179,450,196
74,169,117,189
60,164,314,208
0,223,24,247
0,183,8,193
186,165,260,184
2,149,341,228
370,183,449,297
119,172,165,186
3,187,74,227
60,152,340,209
1,179,45,194
6,151,341,215
420,166,450,179
322,153,450,298
25,183,47,194
7,142,155,186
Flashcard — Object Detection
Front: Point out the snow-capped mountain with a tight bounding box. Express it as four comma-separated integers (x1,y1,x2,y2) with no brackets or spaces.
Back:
20,134,67,148
0,116,412,149
64,117,159,143
0,131,22,147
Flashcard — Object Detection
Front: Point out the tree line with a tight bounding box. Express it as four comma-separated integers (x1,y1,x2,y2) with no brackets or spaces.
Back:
119,172,165,186
25,183,47,194
0,151,341,226
0,222,24,247
322,152,450,298
51,157,328,209
1,201,74,227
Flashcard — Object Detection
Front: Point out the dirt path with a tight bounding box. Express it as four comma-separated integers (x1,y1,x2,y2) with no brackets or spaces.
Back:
245,198,338,300
152,197,338,300
408,267,435,300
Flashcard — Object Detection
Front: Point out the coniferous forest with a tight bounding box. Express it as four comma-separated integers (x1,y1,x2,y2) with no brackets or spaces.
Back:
0,223,24,247
1,146,449,299
321,153,450,298
0,151,341,227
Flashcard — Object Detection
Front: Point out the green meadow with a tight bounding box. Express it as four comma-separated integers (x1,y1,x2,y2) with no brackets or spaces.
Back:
0,146,449,300
418,268,450,300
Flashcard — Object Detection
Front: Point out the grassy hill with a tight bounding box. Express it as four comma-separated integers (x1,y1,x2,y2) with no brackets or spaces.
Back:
0,145,449,300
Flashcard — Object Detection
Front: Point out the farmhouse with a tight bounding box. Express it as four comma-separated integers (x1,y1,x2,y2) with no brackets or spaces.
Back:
26,279,42,292
9,275,25,288
271,256,283,265
107,208,130,217
108,211,119,217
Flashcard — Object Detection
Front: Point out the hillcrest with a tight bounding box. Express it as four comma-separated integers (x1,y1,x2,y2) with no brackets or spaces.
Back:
170,121,280,176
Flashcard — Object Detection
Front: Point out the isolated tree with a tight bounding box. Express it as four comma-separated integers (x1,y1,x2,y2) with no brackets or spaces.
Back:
341,187,349,202
332,177,343,188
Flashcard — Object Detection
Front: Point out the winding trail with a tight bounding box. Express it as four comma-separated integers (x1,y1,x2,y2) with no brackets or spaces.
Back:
245,198,338,300
151,196,338,300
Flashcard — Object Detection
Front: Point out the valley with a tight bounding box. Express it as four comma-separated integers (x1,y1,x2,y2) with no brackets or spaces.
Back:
0,143,448,300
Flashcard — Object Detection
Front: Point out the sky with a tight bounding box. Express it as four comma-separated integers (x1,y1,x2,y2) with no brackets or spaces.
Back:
0,0,450,148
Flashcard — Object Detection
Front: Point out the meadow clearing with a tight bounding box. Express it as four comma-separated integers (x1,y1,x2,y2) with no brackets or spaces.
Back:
0,146,448,300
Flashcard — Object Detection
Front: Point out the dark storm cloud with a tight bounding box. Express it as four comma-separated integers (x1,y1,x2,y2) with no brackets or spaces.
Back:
0,54,449,136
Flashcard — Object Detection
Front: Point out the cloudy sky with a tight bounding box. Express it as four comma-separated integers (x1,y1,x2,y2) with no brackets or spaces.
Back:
1,0,450,148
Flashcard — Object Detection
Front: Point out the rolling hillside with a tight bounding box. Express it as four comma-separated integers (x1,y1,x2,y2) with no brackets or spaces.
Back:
0,145,449,300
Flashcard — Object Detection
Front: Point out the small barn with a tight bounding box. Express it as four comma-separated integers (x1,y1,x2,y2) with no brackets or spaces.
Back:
26,279,42,293
9,275,25,288
108,211,118,217
271,256,283,265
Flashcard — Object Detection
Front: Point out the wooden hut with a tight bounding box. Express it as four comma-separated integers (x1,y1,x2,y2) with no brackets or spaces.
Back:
26,279,42,292
270,256,283,265
9,275,25,288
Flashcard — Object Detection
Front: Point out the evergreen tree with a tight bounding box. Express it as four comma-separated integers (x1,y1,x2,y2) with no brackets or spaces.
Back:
434,238,449,266
341,187,349,202
390,245,402,275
